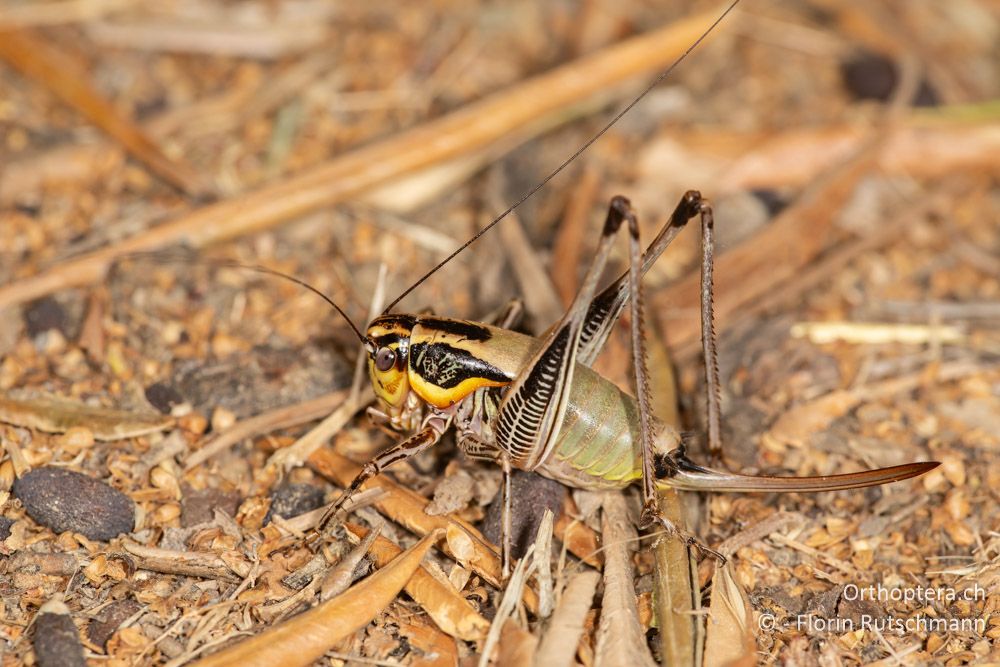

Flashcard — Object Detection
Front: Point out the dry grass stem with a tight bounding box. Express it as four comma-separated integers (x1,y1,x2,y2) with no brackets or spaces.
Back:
595,493,656,667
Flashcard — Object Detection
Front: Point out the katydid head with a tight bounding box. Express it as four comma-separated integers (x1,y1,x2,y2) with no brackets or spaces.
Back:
364,314,417,409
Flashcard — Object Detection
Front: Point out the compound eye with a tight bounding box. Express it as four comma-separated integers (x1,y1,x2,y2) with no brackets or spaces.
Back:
375,346,396,372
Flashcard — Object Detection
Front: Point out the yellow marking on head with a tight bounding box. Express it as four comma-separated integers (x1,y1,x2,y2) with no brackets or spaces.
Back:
368,345,409,407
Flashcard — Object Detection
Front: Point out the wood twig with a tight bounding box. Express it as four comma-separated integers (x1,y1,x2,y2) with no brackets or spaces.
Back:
594,493,656,667
184,390,348,470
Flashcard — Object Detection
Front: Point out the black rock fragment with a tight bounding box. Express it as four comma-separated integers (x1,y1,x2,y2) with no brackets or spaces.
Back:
25,297,68,338
482,470,564,560
86,598,142,649
13,467,134,541
266,482,326,523
144,382,185,414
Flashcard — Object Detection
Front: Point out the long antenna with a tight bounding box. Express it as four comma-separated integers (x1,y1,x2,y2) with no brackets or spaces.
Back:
115,250,368,343
383,0,743,314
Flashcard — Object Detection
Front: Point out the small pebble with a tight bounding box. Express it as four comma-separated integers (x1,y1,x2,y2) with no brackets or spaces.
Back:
87,598,142,649
0,460,14,491
267,483,326,523
13,467,134,541
33,599,86,667
0,516,13,541
144,382,185,414
482,470,564,559
840,51,939,106
178,411,208,435
57,427,95,453
152,502,181,524
24,297,68,338
150,464,181,499
211,406,236,432
940,454,966,487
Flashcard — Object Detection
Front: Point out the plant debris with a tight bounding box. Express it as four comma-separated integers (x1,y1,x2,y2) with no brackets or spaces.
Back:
0,1,997,665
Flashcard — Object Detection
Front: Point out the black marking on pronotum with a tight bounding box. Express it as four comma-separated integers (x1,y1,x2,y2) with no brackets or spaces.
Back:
419,317,492,342
371,333,405,349
370,314,418,331
409,342,510,389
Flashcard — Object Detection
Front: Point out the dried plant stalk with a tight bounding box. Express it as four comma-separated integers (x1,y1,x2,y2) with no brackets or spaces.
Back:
0,394,172,441
309,448,540,612
646,316,697,666
533,570,600,667
652,490,698,667
321,522,382,600
184,390,348,470
594,493,656,667
309,449,504,584
123,543,240,581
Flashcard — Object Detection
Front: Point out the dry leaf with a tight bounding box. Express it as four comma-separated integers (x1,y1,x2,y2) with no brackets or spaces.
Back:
534,570,599,667
594,493,656,667
765,389,860,447
346,523,490,641
190,529,440,667
703,561,756,667
0,394,172,440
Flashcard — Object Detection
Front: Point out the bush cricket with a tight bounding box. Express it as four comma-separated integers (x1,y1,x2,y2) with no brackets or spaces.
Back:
129,0,939,577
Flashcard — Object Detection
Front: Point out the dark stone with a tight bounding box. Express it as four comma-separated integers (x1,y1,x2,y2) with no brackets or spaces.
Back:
180,486,241,528
266,483,326,523
171,343,349,418
34,608,87,667
86,598,142,648
0,516,12,541
144,382,185,414
25,297,68,337
750,188,787,217
482,470,565,559
13,467,134,541
841,51,939,106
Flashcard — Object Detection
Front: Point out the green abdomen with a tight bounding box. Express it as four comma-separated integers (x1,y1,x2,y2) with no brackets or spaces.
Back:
536,365,646,490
